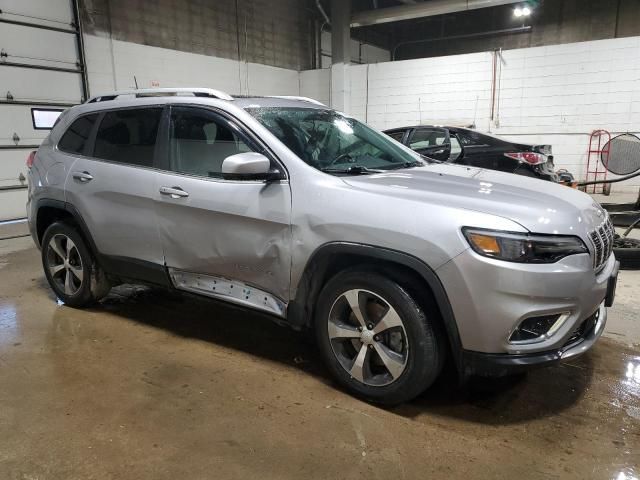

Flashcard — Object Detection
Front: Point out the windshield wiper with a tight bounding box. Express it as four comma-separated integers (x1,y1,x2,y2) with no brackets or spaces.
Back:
321,165,385,175
386,161,424,170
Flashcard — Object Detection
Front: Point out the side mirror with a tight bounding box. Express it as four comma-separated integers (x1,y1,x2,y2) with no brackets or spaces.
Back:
221,152,281,180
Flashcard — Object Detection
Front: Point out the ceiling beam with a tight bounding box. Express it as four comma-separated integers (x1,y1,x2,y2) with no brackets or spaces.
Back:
351,0,521,27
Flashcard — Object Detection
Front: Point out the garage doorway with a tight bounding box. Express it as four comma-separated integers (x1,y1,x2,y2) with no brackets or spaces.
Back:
0,0,88,221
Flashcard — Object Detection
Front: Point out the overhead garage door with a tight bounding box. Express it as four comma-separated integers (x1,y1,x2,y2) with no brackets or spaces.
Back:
0,0,87,221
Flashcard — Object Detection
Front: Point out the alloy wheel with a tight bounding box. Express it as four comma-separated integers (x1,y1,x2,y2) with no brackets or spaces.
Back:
46,234,84,296
327,289,409,387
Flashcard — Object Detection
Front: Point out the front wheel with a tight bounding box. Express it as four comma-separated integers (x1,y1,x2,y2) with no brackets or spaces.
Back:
314,270,444,405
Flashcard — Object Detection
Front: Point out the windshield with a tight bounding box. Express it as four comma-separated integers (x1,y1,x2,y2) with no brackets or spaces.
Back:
246,107,426,173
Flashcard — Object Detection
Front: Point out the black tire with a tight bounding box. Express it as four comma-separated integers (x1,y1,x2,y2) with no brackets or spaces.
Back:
314,269,443,405
41,221,110,307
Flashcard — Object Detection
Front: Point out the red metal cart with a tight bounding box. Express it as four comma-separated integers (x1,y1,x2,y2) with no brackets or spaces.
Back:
585,129,611,194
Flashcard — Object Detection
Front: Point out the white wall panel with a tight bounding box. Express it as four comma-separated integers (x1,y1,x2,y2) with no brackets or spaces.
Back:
84,36,300,98
0,149,30,189
0,0,73,27
0,189,27,221
299,69,331,106
1,67,83,103
0,106,50,145
0,24,78,68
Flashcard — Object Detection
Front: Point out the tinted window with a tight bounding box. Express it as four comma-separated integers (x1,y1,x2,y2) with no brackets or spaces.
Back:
93,108,162,167
58,114,99,154
169,108,253,177
387,131,405,143
410,129,448,149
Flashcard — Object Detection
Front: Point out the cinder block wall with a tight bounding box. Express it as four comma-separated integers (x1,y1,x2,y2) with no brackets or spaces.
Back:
80,0,316,71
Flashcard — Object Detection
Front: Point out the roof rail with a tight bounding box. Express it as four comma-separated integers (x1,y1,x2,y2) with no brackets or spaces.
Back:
85,87,234,104
268,96,327,107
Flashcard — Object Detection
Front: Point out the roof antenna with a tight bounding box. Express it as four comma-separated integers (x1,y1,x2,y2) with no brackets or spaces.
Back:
133,75,139,90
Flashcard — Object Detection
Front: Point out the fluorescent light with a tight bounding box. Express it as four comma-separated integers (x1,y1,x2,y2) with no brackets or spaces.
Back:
513,7,523,17
522,6,531,15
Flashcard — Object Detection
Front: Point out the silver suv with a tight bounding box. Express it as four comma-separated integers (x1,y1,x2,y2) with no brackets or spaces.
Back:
27,88,619,404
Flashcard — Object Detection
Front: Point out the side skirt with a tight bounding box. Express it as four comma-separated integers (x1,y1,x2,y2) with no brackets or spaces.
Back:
168,269,287,318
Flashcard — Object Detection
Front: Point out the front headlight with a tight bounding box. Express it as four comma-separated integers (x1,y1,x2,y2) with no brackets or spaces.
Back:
462,228,588,263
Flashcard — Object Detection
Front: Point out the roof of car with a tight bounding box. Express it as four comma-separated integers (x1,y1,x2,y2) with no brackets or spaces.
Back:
384,125,477,133
83,88,327,110
232,96,328,110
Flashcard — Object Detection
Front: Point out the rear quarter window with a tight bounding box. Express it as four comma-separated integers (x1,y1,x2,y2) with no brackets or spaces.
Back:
57,114,99,155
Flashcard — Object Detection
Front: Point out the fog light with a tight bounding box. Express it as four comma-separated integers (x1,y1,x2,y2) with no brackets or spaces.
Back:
509,313,569,343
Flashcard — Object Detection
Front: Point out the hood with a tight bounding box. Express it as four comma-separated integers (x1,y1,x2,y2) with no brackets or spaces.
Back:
341,163,605,237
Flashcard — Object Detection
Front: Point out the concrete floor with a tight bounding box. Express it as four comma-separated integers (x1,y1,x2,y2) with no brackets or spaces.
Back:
1,236,639,480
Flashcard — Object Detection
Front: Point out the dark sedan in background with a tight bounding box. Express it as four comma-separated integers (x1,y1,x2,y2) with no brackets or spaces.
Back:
384,125,572,183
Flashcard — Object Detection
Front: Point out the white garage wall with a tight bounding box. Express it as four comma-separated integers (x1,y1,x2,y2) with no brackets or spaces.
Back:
84,34,301,98
299,69,331,107
301,36,640,192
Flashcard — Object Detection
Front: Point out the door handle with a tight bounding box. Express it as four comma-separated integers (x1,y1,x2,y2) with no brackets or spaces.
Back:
72,171,93,182
159,186,189,199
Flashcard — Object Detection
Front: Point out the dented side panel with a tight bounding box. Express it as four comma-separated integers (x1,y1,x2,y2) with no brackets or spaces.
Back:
154,171,292,301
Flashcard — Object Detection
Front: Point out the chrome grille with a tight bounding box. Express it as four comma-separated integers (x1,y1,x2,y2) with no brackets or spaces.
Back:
588,217,614,270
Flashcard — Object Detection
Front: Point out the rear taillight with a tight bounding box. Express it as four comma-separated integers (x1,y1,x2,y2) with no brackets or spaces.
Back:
504,151,547,165
26,150,36,168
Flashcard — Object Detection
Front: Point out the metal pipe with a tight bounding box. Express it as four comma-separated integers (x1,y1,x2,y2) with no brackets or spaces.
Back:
392,26,532,60
490,50,497,122
71,0,90,101
316,0,330,25
352,0,520,28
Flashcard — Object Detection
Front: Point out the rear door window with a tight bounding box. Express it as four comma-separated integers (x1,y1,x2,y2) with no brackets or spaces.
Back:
93,108,162,167
58,114,99,155
409,128,448,149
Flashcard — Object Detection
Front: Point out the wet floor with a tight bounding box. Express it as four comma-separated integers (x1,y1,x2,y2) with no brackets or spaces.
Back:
1,237,639,479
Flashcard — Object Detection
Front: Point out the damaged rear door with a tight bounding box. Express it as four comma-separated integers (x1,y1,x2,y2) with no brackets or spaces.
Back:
154,105,292,316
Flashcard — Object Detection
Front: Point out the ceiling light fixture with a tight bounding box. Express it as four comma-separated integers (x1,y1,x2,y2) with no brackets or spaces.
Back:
514,5,531,17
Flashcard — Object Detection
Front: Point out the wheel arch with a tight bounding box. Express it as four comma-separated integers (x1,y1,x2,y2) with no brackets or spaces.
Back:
288,242,463,364
35,199,100,260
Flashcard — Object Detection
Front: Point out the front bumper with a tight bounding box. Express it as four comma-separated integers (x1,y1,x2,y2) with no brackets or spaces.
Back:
460,301,607,376
437,248,617,354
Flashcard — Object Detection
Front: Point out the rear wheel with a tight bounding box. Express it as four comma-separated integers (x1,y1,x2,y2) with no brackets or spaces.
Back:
314,270,443,405
41,222,110,307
